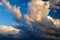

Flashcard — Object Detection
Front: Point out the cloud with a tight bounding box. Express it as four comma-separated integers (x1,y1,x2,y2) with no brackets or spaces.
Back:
53,19,60,27
25,0,60,27
47,16,60,27
2,0,22,21
0,0,3,5
13,6,21,21
0,0,60,40
0,26,21,38
5,2,12,10
49,0,60,12
25,14,34,24
25,0,50,24
0,2,2,5
24,0,60,39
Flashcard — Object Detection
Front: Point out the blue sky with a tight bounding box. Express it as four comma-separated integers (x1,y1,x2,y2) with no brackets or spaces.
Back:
0,0,29,26
0,5,15,26
0,0,60,26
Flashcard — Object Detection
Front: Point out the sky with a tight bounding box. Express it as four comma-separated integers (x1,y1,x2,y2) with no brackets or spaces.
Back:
0,0,60,26
0,5,15,26
0,0,29,26
0,0,60,40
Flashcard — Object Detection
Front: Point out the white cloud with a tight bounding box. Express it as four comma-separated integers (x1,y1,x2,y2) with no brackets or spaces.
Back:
24,0,60,39
13,6,21,20
6,2,12,10
25,0,50,24
2,0,22,21
47,16,60,27
1,0,60,39
25,14,34,24
25,0,60,28
53,19,60,27
0,26,20,38
0,2,2,5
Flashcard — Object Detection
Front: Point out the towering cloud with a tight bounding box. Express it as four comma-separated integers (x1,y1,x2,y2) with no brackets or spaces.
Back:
0,0,60,40
25,0,60,27
24,0,60,39
25,0,50,24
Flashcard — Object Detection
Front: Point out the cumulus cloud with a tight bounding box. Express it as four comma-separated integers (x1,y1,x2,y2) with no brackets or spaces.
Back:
25,14,34,24
0,26,20,38
13,6,21,21
25,0,60,27
0,0,60,40
25,0,50,24
53,19,60,27
47,16,60,27
24,0,60,39
5,2,12,10
2,0,22,21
